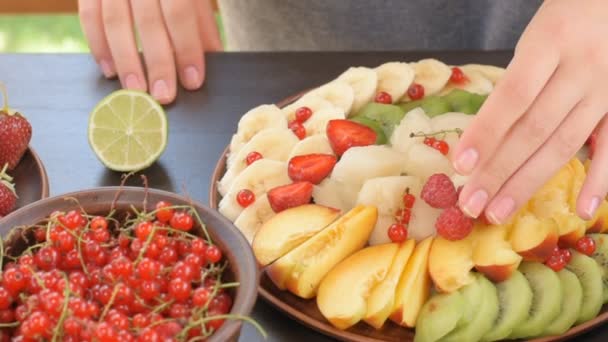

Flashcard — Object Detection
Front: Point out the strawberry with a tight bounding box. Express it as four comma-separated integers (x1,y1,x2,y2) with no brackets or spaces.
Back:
267,182,313,213
288,154,337,184
0,85,32,170
326,119,376,157
0,164,17,216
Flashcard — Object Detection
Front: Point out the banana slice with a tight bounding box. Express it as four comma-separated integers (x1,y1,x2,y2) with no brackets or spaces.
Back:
288,134,334,159
303,106,345,136
229,104,286,158
375,62,415,103
391,108,433,154
461,64,506,84
406,59,452,98
301,81,355,115
312,178,359,213
440,68,493,96
430,112,474,159
356,176,423,245
233,194,275,243
282,94,334,122
219,128,298,196
409,197,442,241
219,160,291,222
331,145,405,187
336,66,378,115
402,143,454,180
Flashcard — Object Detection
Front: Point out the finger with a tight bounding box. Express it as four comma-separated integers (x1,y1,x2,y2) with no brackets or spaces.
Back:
458,64,588,218
78,0,116,78
452,39,560,175
195,0,223,51
102,0,146,91
160,0,205,91
483,95,605,224
131,0,177,104
578,115,608,219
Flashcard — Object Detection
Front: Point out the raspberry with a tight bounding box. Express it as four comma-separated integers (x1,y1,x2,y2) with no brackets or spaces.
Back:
421,173,457,209
435,206,473,241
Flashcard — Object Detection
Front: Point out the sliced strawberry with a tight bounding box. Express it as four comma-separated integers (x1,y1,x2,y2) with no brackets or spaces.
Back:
288,154,337,184
326,119,376,157
267,182,313,213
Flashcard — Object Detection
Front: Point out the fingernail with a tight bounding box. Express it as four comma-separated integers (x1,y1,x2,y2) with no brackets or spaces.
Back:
586,196,601,219
453,148,479,174
461,189,488,218
183,66,201,89
125,74,143,90
99,59,115,78
152,80,170,102
486,196,516,224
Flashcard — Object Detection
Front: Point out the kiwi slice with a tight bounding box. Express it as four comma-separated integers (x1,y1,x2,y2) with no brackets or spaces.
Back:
442,89,488,115
349,117,388,144
414,291,465,342
566,250,603,324
509,262,562,339
397,100,423,114
542,269,583,336
481,271,533,341
588,233,608,303
352,102,405,137
420,96,452,117
442,274,499,342
469,93,488,114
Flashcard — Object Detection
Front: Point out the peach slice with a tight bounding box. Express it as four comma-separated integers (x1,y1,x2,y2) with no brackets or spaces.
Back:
363,240,416,329
509,214,558,262
390,236,434,327
252,204,341,266
316,243,399,330
266,205,377,298
472,223,522,282
428,235,475,293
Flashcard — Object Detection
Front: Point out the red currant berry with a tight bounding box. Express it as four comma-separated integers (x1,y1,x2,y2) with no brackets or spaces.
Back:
139,280,161,301
0,287,12,310
575,236,596,256
2,267,27,294
158,247,179,266
135,221,154,241
246,151,263,165
170,212,194,231
155,201,174,223
407,83,425,100
63,210,86,230
388,223,408,243
423,137,436,146
168,278,192,302
191,238,207,256
295,106,313,123
136,258,161,281
432,140,449,155
395,208,412,224
236,189,255,208
561,248,572,264
206,245,222,264
403,192,415,209
192,287,212,307
450,67,467,84
374,91,392,104
545,252,566,272
90,216,108,230
209,292,233,313
288,120,306,140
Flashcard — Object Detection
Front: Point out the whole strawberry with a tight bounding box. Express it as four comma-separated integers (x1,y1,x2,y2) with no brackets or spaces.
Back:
0,164,17,216
0,84,32,170
421,173,458,209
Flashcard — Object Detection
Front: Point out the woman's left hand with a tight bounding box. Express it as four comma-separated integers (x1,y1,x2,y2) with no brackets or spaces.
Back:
453,0,608,224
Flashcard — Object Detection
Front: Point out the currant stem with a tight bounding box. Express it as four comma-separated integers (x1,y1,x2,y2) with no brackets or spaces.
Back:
409,128,463,139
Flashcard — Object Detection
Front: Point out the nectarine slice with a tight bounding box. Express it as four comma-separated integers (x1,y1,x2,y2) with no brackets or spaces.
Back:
509,215,558,262
472,223,521,282
428,235,475,293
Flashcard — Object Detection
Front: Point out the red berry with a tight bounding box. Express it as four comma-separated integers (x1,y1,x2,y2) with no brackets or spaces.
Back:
545,251,566,272
158,247,179,266
246,151,263,165
132,314,149,329
450,67,468,84
0,287,12,310
403,192,416,209
155,201,174,223
287,153,337,185
192,287,212,307
94,322,118,342
435,206,474,241
135,221,154,241
62,210,85,230
55,230,76,253
2,266,26,294
421,173,458,209
90,216,108,230
295,106,313,123
407,83,425,100
326,119,377,157
288,120,306,140
395,208,412,224
236,189,255,208
267,181,314,213
169,262,195,281
206,245,223,264
136,258,161,280
374,91,392,104
0,110,32,171
139,281,161,300
191,238,207,256
388,223,408,243
561,248,572,264
575,236,596,256
209,292,233,313
432,140,450,155
168,278,192,302
63,317,82,336
169,212,194,231
423,137,436,146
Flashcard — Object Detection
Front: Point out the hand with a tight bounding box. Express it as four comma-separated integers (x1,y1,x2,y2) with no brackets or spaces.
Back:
78,0,222,104
453,0,608,224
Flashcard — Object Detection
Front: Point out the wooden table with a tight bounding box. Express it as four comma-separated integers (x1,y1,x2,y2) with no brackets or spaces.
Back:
0,51,605,341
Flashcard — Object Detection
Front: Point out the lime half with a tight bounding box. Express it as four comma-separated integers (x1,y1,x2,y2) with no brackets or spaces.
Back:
88,90,168,172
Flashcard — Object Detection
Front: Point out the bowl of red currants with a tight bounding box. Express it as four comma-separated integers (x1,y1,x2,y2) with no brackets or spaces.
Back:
0,187,261,341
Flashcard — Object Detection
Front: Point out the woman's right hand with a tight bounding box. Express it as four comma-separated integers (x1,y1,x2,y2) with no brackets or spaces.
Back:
78,0,222,104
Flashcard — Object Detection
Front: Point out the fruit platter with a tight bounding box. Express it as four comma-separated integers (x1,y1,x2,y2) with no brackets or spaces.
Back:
210,59,608,341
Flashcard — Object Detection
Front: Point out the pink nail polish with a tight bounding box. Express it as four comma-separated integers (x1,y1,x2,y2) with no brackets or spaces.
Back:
152,80,169,101
125,74,143,90
486,196,516,224
99,60,115,78
183,66,201,89
586,196,601,219
453,148,479,174
461,189,488,218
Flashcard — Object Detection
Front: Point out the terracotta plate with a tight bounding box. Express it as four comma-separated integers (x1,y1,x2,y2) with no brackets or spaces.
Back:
12,147,49,211
209,93,608,342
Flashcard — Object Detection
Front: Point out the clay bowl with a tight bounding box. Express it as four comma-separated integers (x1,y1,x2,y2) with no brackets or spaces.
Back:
208,93,608,341
12,147,50,211
0,187,259,342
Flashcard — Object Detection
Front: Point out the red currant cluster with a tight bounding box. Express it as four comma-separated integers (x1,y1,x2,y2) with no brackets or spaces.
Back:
288,106,313,140
388,190,416,243
545,236,596,272
0,201,240,341
449,67,468,84
423,137,449,156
